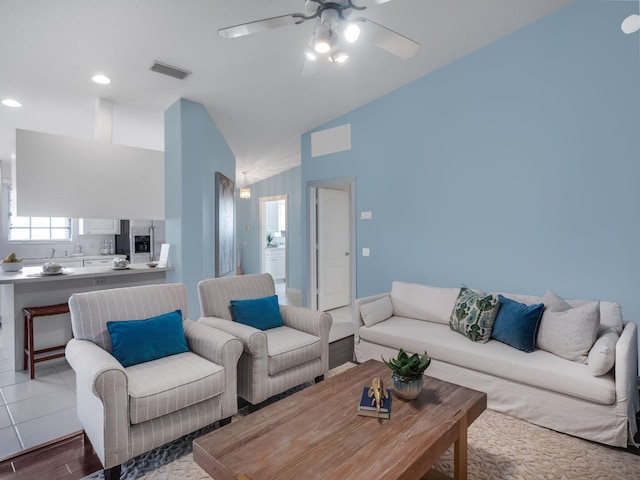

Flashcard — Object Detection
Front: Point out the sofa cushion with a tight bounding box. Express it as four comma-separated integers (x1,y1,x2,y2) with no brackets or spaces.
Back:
107,310,189,368
537,301,600,363
449,287,499,343
491,295,545,353
230,295,283,330
127,351,225,424
390,281,459,324
358,317,615,405
587,328,618,376
265,326,321,376
360,296,393,327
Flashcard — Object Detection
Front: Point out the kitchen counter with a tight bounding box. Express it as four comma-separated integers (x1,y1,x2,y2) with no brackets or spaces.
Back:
21,255,127,267
0,264,173,371
0,264,169,284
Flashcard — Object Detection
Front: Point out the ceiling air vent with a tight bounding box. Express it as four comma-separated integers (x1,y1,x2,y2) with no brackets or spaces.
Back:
149,61,191,80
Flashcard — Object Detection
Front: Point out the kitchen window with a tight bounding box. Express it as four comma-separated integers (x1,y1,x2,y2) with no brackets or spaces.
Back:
7,187,71,241
9,216,72,241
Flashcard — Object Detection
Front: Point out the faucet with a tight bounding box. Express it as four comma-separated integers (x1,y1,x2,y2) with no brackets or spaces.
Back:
50,247,57,258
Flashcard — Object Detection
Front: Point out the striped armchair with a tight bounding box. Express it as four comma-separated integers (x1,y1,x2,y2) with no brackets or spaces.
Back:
65,284,242,480
198,273,332,406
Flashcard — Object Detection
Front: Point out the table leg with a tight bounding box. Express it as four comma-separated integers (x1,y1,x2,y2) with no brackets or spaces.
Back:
453,413,468,480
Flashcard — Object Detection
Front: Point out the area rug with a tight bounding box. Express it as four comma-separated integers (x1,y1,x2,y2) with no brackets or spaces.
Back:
84,362,640,480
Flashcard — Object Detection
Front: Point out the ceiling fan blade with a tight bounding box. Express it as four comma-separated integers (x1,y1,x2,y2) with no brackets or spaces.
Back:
301,55,321,77
359,18,420,59
218,14,304,39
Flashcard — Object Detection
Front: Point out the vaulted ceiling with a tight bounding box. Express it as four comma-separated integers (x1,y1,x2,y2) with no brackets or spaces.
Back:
0,0,574,186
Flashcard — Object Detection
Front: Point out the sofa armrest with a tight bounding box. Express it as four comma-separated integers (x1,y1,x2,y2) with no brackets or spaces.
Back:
280,305,331,337
198,316,267,358
353,292,391,340
184,319,243,367
615,321,639,444
65,338,130,468
185,319,243,419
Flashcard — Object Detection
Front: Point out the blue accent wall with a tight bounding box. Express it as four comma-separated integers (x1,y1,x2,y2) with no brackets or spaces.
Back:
302,0,640,340
236,166,302,290
165,98,235,317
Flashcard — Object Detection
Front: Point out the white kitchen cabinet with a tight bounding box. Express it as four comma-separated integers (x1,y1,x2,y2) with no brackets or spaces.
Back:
83,258,113,267
264,248,285,281
78,218,121,235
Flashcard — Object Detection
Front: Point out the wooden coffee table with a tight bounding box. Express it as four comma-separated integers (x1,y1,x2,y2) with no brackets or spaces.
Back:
193,359,486,480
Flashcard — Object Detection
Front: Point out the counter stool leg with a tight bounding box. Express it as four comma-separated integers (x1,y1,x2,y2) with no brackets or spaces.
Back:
27,314,35,379
23,313,28,372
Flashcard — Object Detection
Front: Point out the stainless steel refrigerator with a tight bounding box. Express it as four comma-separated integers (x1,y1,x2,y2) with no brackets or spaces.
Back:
115,219,165,263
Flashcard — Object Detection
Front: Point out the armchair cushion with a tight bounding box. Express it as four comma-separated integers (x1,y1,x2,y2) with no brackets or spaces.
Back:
265,327,321,376
230,295,283,330
107,310,189,367
127,351,225,424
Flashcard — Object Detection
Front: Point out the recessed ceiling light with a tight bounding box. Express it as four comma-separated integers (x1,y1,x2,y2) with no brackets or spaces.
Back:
92,74,111,85
2,99,22,108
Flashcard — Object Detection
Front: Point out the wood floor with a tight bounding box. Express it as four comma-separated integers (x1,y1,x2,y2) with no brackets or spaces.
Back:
0,432,102,480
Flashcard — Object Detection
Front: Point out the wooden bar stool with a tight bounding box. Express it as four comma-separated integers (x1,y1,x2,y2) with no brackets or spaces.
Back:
23,303,70,379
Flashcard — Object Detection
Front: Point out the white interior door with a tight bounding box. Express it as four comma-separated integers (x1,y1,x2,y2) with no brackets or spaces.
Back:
317,188,350,311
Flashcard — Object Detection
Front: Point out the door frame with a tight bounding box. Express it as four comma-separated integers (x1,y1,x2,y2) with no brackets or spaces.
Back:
307,176,356,311
259,194,288,287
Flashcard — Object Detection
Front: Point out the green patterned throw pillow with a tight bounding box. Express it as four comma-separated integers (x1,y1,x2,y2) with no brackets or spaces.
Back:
449,287,499,343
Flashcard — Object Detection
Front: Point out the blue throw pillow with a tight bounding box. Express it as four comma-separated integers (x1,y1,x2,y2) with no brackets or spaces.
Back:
107,309,189,367
491,295,545,353
230,295,283,330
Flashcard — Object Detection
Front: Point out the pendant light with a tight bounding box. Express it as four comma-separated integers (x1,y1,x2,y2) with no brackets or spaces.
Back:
240,171,251,200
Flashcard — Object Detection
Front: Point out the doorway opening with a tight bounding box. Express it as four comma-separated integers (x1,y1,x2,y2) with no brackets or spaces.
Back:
307,177,356,312
259,195,288,288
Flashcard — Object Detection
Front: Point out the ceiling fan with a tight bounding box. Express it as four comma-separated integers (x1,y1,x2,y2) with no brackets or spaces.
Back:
218,0,420,76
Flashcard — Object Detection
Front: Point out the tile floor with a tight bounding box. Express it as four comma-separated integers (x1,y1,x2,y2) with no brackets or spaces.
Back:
0,350,81,460
0,282,353,460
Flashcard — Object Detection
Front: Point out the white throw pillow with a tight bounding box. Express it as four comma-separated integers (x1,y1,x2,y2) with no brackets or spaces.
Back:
587,328,618,376
537,301,600,363
360,296,394,327
541,289,571,312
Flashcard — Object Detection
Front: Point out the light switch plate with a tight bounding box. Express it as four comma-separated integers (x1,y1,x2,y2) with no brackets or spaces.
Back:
362,248,370,257
360,211,372,220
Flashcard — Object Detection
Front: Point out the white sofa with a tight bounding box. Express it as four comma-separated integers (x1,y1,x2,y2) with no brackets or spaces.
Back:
354,281,639,447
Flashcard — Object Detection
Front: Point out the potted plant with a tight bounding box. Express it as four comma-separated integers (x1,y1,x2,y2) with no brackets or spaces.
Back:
382,348,431,400
266,233,274,246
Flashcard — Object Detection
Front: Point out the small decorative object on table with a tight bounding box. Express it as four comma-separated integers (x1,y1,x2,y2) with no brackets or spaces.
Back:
383,348,431,400
358,377,391,419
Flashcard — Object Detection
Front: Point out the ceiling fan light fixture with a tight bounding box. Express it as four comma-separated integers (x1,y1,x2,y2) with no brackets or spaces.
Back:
329,50,349,63
314,23,332,53
343,22,360,43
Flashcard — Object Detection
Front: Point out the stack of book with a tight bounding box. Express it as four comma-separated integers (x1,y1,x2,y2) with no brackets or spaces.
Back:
357,387,392,419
